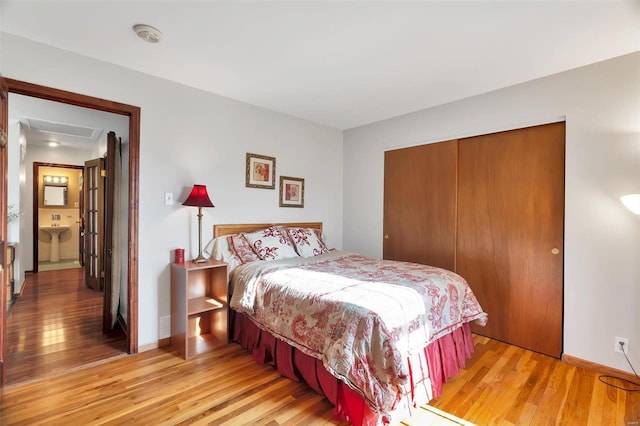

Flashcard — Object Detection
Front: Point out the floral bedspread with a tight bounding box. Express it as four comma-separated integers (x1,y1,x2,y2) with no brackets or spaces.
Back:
230,251,487,414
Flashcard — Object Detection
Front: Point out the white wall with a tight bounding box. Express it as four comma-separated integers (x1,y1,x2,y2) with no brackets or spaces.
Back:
344,52,640,373
2,33,344,349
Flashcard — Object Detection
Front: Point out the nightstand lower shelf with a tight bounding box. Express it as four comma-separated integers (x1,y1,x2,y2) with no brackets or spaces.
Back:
187,333,227,357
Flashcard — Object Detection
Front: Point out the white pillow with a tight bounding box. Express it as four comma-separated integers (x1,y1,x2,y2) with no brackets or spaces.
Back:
207,236,242,274
243,226,299,260
287,227,329,258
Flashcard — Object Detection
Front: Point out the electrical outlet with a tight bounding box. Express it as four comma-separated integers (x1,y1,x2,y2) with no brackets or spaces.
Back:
160,315,171,338
615,336,629,354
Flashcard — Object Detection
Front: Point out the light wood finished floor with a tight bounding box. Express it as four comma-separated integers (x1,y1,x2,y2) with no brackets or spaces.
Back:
2,338,639,424
2,269,639,424
4,268,127,385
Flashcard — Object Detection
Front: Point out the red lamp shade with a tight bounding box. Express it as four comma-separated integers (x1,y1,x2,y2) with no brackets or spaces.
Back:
182,185,214,208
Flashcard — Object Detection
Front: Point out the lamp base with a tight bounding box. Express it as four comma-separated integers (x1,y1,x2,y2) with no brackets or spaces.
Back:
192,254,208,264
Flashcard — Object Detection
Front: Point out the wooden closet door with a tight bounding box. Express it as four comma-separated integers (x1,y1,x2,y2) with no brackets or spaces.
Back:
457,122,565,358
383,140,457,271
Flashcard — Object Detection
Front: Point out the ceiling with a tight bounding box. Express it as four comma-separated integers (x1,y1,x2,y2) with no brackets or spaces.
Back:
2,1,640,130
20,115,103,149
8,93,129,151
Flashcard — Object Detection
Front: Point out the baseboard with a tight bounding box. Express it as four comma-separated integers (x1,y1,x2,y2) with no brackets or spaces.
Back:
562,353,639,383
139,338,171,353
138,341,159,352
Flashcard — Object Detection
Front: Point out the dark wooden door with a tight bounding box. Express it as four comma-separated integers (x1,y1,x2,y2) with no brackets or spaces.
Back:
103,132,117,333
383,140,458,271
83,158,104,291
457,122,565,358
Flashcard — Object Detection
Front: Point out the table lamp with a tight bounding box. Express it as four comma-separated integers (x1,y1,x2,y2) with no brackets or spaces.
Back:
182,184,214,263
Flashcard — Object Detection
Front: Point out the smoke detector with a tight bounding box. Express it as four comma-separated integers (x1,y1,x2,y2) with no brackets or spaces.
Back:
133,24,163,43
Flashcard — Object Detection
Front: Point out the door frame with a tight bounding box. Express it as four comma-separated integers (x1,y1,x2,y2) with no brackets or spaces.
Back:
32,162,83,274
1,78,140,386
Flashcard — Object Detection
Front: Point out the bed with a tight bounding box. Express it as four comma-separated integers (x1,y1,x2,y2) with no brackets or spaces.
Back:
210,222,487,425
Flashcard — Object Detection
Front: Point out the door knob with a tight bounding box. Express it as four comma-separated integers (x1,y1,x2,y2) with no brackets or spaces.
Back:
384,235,389,239
551,248,560,255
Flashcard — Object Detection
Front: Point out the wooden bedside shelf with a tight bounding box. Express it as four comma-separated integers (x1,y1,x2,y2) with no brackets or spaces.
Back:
171,259,228,360
188,296,224,315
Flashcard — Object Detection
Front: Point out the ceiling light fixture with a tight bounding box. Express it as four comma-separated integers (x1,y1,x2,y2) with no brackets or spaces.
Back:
48,141,60,147
133,24,163,43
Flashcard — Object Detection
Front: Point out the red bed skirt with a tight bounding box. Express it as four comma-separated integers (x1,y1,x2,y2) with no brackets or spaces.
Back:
230,310,475,425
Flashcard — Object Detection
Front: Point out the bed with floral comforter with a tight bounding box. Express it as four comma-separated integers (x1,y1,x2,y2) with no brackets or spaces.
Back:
230,250,487,417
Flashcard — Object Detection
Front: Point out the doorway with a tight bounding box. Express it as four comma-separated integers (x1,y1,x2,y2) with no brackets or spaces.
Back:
34,163,84,273
0,78,140,386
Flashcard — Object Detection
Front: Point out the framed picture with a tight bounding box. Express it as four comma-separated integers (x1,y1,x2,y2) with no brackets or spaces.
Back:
279,176,304,208
246,153,276,189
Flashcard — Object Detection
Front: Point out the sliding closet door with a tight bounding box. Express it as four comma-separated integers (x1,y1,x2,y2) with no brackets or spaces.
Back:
383,140,457,270
457,122,565,358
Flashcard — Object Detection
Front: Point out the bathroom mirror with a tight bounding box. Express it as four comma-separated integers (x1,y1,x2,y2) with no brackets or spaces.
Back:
44,185,67,206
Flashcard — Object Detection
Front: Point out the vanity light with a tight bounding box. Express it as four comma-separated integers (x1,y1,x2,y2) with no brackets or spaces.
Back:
43,175,69,186
621,194,640,215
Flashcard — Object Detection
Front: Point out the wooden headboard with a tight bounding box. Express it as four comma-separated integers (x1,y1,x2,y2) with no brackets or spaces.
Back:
213,222,323,238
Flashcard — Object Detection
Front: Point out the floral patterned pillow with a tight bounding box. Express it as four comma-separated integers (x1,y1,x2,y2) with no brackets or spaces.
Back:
228,234,261,264
243,226,299,260
287,227,329,258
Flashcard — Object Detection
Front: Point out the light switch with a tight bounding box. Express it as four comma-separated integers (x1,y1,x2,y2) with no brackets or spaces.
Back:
164,192,174,205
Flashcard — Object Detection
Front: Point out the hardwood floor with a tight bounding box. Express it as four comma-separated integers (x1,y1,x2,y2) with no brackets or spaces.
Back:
4,268,127,385
2,269,639,424
1,332,639,425
432,336,640,425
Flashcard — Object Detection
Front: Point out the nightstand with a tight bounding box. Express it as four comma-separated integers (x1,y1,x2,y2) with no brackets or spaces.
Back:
171,259,228,359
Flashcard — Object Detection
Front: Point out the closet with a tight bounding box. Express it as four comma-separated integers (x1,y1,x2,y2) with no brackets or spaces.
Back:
383,140,457,271
383,122,565,358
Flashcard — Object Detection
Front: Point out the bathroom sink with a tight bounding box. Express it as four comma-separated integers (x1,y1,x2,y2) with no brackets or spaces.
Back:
40,226,70,236
40,226,70,262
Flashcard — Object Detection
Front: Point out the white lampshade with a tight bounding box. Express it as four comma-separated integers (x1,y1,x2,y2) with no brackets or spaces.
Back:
621,194,640,215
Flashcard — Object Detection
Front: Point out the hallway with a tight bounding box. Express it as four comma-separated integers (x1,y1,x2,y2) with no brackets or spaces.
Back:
4,268,127,386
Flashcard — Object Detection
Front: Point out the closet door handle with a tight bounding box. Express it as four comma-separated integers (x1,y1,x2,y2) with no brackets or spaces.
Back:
551,248,560,255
